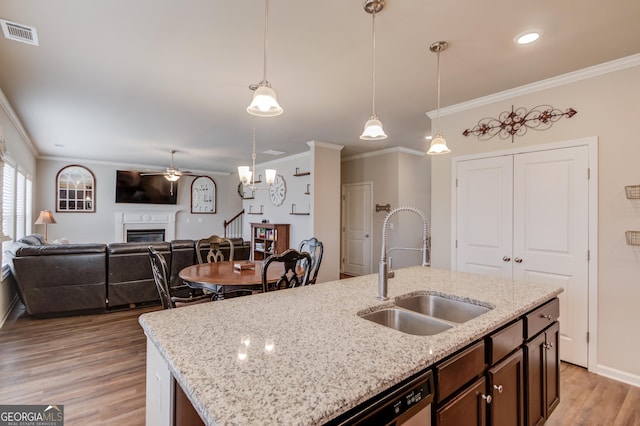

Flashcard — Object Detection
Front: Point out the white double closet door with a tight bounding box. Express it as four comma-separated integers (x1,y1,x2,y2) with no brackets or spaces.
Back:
455,145,589,367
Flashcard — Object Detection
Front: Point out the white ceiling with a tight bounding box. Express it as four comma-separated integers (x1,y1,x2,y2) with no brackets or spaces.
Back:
1,0,639,174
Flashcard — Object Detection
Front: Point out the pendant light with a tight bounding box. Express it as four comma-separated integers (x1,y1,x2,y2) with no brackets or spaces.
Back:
427,41,451,155
360,0,387,141
247,0,283,117
238,126,276,190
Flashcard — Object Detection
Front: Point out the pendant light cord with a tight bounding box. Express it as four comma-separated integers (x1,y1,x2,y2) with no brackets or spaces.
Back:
262,0,269,83
436,49,441,134
371,10,377,117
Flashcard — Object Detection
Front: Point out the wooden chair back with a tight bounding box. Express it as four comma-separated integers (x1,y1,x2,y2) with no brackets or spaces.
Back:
261,249,312,292
298,237,324,285
195,235,234,264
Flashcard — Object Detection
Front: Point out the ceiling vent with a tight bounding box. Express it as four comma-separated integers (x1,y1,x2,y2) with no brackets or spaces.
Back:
0,19,39,46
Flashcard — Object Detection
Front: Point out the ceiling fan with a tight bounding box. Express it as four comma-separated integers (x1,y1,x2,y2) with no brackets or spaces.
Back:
141,149,195,194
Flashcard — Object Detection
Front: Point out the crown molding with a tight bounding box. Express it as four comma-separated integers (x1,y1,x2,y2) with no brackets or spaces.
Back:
427,53,640,118
0,88,39,157
342,146,425,162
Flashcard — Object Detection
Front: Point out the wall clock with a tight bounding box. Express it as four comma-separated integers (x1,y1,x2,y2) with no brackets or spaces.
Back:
191,176,216,213
269,174,286,206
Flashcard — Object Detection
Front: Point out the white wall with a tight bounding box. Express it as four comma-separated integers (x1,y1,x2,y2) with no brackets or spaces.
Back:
0,89,38,324
341,148,429,272
430,58,640,384
36,158,241,243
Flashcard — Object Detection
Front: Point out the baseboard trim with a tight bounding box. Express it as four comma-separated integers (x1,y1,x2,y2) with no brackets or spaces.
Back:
596,364,640,388
0,294,18,329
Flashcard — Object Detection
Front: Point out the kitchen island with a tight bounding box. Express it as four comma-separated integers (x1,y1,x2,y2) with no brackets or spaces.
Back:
139,266,563,425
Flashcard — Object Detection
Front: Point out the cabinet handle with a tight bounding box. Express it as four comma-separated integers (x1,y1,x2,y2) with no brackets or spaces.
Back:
514,257,523,263
541,314,553,321
544,342,554,351
481,394,492,404
493,384,503,393
502,256,511,262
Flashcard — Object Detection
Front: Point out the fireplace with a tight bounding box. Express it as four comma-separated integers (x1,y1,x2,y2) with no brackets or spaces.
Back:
115,210,177,243
127,229,165,242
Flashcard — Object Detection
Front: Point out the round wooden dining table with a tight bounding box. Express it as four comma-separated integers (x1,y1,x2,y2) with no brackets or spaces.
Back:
179,260,286,298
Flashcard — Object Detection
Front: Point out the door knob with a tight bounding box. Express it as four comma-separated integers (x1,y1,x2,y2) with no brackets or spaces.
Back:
502,256,511,262
365,234,369,238
514,257,523,263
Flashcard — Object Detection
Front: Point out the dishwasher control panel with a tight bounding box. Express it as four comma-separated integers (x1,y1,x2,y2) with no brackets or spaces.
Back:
332,370,434,425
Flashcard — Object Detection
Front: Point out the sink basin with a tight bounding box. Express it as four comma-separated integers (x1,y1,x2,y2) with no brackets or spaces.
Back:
395,294,491,324
360,308,452,336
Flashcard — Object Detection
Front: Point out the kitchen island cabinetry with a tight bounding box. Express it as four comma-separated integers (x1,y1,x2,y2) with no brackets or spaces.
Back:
524,298,560,426
140,267,563,425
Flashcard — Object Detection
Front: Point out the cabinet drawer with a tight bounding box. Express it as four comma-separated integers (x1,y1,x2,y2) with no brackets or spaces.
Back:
435,340,485,403
524,298,559,339
435,376,486,426
486,319,523,365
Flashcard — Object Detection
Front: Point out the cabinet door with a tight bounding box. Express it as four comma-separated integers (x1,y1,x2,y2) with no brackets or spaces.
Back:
545,322,560,417
524,332,546,426
436,377,487,426
488,349,524,426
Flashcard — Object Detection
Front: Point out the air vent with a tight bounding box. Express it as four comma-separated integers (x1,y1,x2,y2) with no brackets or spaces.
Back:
263,149,286,156
0,19,39,46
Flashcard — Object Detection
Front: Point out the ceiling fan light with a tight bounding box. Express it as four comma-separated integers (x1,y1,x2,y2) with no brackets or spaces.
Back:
265,168,276,185
360,116,388,140
238,166,252,185
164,173,180,182
247,85,283,117
426,134,451,155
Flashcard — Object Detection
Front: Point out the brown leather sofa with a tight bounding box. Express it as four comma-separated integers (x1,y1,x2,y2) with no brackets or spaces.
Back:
4,234,251,316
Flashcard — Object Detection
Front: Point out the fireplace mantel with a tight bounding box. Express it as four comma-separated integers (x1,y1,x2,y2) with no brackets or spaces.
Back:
114,210,178,243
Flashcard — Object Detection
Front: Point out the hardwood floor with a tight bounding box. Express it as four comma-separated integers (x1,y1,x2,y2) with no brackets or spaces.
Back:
0,302,161,426
1,301,639,425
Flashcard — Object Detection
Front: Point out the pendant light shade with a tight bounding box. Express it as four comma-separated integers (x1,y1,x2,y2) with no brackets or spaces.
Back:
427,134,450,155
360,0,387,141
360,115,387,140
427,41,451,155
247,83,283,117
247,0,283,117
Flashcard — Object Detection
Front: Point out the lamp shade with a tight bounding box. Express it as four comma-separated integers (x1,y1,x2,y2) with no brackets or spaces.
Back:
360,116,388,140
247,85,283,117
34,210,56,225
238,166,252,185
265,168,276,185
426,134,451,155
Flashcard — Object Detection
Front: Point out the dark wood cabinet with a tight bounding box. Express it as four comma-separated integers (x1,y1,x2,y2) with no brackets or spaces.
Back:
525,321,560,426
250,223,290,260
436,377,487,426
488,349,524,426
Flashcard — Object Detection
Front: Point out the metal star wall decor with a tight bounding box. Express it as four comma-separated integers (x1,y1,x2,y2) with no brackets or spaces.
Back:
462,105,577,142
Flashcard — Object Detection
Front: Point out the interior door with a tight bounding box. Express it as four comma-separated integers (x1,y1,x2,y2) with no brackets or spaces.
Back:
342,183,372,276
513,147,589,367
456,156,513,279
455,146,590,367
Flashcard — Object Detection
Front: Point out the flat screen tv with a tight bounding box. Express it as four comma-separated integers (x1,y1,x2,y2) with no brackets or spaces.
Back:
115,170,178,204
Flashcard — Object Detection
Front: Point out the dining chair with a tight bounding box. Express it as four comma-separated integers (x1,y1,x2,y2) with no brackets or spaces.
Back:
298,237,323,285
261,249,311,292
195,235,234,263
148,247,213,309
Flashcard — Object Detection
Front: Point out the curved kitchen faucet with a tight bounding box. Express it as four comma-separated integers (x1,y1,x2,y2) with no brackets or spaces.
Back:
378,206,430,301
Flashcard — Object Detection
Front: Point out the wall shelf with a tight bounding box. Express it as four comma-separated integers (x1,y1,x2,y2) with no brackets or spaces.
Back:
293,167,310,177
247,212,263,215
625,185,640,199
290,212,310,216
625,231,640,246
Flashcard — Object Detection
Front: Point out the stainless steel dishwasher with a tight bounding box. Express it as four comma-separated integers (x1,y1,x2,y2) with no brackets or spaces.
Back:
331,369,434,425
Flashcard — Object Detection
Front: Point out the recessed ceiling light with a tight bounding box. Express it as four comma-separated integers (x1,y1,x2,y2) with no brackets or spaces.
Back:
425,135,433,140
515,31,540,45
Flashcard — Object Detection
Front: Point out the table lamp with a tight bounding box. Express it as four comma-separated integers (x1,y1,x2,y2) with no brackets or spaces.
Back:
34,210,57,240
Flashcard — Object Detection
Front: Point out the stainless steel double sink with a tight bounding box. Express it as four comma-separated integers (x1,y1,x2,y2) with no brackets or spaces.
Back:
360,294,492,336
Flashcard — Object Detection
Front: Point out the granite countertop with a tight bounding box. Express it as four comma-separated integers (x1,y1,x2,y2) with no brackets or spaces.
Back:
139,266,563,425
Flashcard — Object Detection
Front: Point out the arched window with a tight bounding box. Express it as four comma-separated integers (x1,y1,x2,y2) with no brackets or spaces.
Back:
56,165,96,212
